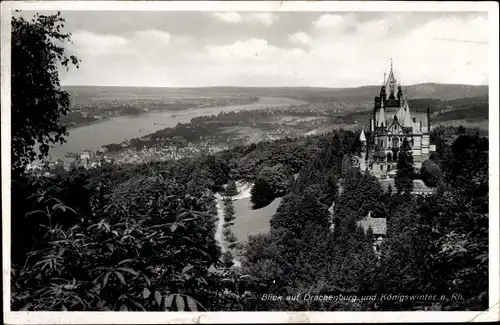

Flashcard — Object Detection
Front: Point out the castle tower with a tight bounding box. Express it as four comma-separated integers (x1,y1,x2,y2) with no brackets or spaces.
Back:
359,129,367,146
386,59,398,98
362,61,436,179
375,100,386,128
384,59,401,109
359,129,367,172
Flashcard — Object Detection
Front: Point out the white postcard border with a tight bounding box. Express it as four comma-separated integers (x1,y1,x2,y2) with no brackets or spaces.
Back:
1,1,499,324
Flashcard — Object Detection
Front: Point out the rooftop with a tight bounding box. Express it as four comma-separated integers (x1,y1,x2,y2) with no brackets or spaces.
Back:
357,212,387,236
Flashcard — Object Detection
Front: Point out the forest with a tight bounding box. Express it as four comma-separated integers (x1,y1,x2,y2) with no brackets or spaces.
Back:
11,124,489,311
10,11,489,312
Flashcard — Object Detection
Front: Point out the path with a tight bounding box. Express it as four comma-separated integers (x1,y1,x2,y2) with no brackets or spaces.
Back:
214,193,242,268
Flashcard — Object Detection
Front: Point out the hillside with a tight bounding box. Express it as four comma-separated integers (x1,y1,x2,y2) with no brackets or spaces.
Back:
12,126,489,311
64,83,488,104
335,95,488,127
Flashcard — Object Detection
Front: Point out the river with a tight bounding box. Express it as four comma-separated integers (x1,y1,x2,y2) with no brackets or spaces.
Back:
49,97,304,159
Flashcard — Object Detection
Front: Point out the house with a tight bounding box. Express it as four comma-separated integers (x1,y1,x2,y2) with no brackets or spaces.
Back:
62,153,81,171
357,211,387,239
80,150,94,166
357,211,387,255
411,179,435,196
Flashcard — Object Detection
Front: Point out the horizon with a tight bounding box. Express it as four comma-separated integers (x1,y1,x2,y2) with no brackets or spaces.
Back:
16,10,489,88
61,81,489,89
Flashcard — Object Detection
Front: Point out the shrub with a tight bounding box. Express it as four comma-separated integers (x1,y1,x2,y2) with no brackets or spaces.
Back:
420,160,443,188
225,181,238,197
222,252,234,268
250,165,289,209
12,174,220,311
395,138,415,194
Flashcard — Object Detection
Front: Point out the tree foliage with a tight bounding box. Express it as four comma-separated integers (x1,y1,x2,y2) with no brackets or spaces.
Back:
420,160,443,188
11,12,80,174
225,181,238,197
270,193,329,236
395,138,415,194
11,173,222,311
250,165,289,209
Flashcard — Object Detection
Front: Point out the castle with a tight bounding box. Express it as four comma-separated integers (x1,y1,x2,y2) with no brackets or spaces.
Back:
356,61,436,179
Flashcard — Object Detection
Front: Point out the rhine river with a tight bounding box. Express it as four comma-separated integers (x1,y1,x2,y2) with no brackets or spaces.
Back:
48,97,305,159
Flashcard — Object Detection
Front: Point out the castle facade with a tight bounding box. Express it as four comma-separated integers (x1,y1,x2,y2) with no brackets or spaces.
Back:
357,62,436,179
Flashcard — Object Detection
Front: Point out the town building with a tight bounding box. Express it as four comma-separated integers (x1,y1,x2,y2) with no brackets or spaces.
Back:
62,153,81,171
357,61,436,179
357,211,387,256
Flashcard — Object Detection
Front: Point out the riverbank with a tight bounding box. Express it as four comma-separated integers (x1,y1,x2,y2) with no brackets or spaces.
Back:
49,96,306,159
64,97,261,130
65,116,111,130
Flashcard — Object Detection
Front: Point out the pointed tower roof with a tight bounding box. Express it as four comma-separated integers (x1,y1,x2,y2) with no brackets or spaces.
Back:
376,100,386,127
359,129,366,142
385,59,398,94
402,101,413,127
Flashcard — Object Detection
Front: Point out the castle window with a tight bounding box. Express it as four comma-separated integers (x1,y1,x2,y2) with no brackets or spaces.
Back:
392,136,398,148
381,165,384,171
387,152,392,162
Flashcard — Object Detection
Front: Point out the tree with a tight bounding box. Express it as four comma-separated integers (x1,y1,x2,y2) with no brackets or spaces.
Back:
270,193,328,236
12,12,80,175
447,134,488,193
337,171,383,221
250,165,289,209
341,154,353,179
395,138,415,194
420,160,443,188
224,199,236,222
225,181,238,197
222,252,234,268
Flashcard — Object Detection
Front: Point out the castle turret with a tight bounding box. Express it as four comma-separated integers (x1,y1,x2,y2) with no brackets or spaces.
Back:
427,106,431,132
397,84,403,101
402,101,413,128
375,100,385,128
384,60,401,108
386,60,397,99
359,129,367,144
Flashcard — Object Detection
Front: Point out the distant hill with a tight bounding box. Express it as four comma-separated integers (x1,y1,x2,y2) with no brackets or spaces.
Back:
337,94,488,126
432,96,488,122
64,83,488,104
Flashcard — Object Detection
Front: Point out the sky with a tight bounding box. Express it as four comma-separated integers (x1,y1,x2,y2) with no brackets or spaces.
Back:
24,11,489,87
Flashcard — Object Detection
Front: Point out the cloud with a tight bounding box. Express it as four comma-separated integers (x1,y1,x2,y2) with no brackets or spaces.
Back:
212,12,242,24
288,32,312,45
206,39,276,61
246,13,278,26
313,14,344,29
70,30,129,55
133,29,171,45
68,28,177,70
355,19,390,38
63,13,489,87
212,12,278,26
205,39,305,63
